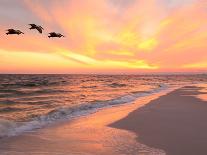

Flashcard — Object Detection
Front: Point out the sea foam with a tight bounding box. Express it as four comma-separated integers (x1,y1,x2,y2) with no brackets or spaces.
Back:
0,84,168,138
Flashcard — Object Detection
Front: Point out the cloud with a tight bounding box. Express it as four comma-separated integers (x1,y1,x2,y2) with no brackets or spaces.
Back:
0,0,206,73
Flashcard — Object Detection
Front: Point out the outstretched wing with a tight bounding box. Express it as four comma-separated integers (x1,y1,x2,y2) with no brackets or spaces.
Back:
59,33,65,37
29,24,36,27
36,27,43,33
49,32,56,35
17,30,24,34
6,29,14,32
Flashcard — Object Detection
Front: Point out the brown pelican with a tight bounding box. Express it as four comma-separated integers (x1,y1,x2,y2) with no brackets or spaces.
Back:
48,32,65,38
6,29,24,35
29,24,44,33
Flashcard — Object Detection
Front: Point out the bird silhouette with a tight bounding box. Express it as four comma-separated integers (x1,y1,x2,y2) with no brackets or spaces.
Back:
6,29,24,35
29,24,44,33
48,32,65,38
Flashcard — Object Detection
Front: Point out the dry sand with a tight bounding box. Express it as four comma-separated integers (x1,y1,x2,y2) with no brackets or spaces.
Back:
110,86,207,155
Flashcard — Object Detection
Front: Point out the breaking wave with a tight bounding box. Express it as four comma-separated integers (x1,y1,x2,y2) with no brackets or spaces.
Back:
0,84,168,138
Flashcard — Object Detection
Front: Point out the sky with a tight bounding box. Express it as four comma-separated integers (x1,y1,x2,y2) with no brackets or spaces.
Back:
0,0,207,74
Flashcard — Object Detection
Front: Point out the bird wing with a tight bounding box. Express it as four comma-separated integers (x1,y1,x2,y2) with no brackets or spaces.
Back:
49,32,56,35
17,30,24,34
29,24,36,27
7,29,14,31
36,27,43,33
59,33,65,37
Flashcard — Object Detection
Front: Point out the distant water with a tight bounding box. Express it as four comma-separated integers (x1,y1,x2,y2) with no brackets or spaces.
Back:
0,74,206,137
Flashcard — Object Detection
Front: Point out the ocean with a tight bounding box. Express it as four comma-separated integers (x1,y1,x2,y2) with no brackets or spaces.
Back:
0,74,206,138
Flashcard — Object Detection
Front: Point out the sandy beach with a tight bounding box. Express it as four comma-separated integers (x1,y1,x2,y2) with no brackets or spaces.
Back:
111,85,207,155
1,0,207,154
0,85,207,155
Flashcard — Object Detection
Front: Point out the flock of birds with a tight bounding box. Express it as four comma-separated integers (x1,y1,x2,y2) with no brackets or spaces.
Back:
6,24,65,38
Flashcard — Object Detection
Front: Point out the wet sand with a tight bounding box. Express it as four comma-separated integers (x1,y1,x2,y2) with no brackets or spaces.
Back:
110,86,207,155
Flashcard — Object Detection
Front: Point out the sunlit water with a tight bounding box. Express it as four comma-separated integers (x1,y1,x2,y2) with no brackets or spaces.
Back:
0,74,206,137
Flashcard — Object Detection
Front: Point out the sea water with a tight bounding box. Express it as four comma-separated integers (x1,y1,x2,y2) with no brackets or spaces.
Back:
0,74,206,137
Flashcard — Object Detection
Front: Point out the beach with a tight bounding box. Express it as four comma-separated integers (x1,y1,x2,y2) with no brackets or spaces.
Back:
1,0,207,154
0,84,207,155
0,87,169,155
111,85,207,155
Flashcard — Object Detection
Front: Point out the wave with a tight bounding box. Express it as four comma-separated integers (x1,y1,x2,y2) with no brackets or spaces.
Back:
0,84,168,138
0,79,69,88
0,89,73,100
0,107,21,113
0,99,19,105
108,83,127,88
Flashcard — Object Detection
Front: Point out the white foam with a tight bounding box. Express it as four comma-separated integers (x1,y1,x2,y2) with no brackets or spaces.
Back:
0,84,169,138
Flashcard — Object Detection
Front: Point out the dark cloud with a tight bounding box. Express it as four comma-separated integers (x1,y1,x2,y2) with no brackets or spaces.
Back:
0,0,39,25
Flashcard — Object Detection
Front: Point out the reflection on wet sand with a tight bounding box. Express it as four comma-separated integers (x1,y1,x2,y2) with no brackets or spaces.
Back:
197,84,207,101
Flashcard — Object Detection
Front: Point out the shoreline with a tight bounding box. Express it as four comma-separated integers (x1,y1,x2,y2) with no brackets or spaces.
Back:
110,85,207,155
0,87,171,155
1,84,206,154
0,83,168,138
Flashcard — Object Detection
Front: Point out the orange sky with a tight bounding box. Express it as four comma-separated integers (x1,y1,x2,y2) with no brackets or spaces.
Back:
0,0,207,74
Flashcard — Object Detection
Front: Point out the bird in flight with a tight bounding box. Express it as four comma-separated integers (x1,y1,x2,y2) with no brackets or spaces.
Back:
6,29,24,35
48,32,65,38
29,24,44,33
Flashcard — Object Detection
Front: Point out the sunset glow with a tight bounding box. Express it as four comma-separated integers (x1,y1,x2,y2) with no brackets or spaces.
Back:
0,0,207,73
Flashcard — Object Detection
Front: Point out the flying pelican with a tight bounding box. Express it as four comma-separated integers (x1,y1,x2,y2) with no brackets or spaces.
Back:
29,24,44,33
6,29,24,35
48,32,65,38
